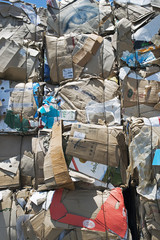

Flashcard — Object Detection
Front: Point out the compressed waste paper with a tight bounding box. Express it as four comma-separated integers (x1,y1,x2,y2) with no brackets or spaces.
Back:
46,33,115,84
1,0,160,239
47,0,113,36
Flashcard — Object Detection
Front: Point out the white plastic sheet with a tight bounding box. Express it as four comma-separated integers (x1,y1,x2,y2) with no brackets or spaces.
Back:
85,97,121,125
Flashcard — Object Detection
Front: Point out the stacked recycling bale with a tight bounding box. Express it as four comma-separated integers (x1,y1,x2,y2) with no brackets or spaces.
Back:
114,0,160,239
125,117,160,240
2,0,160,239
20,1,130,239
0,0,48,238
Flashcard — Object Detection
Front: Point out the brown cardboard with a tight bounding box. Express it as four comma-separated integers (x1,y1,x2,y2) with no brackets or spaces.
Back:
0,135,33,189
63,229,120,240
114,18,133,58
32,130,52,188
0,190,17,240
122,104,160,118
44,121,74,190
72,48,92,67
122,75,160,108
23,188,128,239
46,34,114,84
22,210,45,240
23,209,120,240
57,77,119,123
23,210,64,240
66,123,122,167
89,34,104,55
0,67,26,82
32,137,45,187
0,38,40,82
22,193,125,239
72,35,103,67
0,80,42,132
0,170,19,190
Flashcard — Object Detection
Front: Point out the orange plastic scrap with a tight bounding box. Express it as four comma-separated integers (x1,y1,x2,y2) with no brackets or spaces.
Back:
138,45,160,53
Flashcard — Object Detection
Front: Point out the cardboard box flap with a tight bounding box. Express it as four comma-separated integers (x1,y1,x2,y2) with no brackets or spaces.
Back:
72,35,103,67
0,156,20,177
0,67,26,82
44,121,74,190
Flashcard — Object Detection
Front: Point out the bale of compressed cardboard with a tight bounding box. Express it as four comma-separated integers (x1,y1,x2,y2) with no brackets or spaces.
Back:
0,135,34,189
57,77,119,123
46,33,115,84
66,123,128,184
126,117,160,200
0,80,42,133
47,0,113,36
23,188,128,239
66,123,124,167
139,196,160,240
0,38,40,82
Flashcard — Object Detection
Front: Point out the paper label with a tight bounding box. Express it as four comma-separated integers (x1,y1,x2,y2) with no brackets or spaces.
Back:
143,117,160,126
60,110,76,121
73,131,85,139
63,68,73,79
83,220,95,229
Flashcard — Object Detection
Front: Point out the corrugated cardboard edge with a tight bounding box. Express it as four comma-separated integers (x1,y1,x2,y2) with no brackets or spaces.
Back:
44,121,74,190
72,34,103,67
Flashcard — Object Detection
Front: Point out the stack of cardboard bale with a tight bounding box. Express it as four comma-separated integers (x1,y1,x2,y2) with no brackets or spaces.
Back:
1,0,160,239
0,0,47,239
116,0,160,239
22,0,129,239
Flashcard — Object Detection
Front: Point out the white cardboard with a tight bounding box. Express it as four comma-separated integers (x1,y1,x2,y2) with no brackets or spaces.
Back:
70,157,108,181
133,15,160,41
119,67,130,80
30,192,47,206
42,191,55,210
0,156,20,176
115,0,151,5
